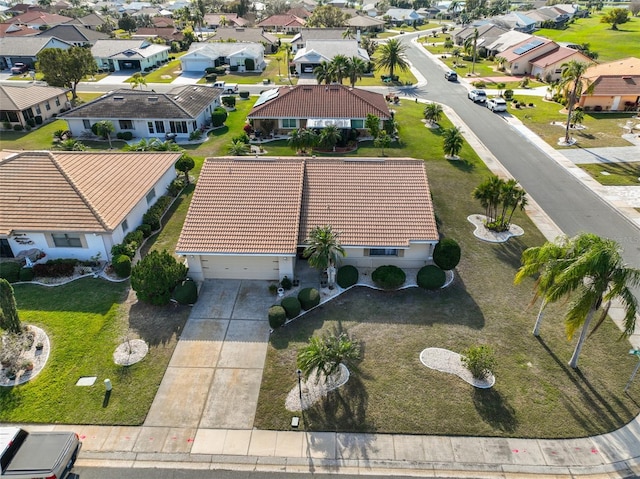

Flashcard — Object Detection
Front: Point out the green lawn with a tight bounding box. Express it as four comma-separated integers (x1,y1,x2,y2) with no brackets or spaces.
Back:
255,101,640,437
134,52,187,84
1,279,190,424
580,162,640,185
537,12,640,62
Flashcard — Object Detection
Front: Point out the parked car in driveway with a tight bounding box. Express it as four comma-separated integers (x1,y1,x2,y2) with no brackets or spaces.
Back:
486,97,507,112
444,70,457,81
10,63,28,75
468,89,487,103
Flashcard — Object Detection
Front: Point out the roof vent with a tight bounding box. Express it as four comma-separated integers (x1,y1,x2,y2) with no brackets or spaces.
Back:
113,96,124,101
148,96,158,101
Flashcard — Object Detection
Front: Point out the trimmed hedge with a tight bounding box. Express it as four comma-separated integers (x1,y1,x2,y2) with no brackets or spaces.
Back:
211,107,228,127
433,238,461,270
113,254,132,278
19,267,34,282
417,265,446,290
174,279,198,305
268,305,287,329
137,223,152,238
0,262,21,283
222,96,236,107
33,259,77,278
281,296,301,319
298,287,320,310
336,265,358,288
372,265,406,289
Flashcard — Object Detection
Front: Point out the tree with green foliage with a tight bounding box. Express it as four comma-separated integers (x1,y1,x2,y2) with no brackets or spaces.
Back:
0,279,21,334
319,124,341,151
346,56,367,87
118,13,137,32
328,54,349,84
442,126,464,158
228,138,250,155
364,114,380,139
374,131,392,156
423,102,443,126
461,345,496,380
130,72,147,90
175,154,195,184
124,138,182,152
600,7,629,30
375,39,409,78
56,138,86,151
37,46,97,100
131,250,187,305
313,61,335,84
307,5,348,27
297,331,360,382
472,176,527,232
95,120,115,149
303,225,346,273
559,60,594,145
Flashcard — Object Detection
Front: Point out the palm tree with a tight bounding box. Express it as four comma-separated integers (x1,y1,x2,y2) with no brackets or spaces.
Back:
131,72,147,90
56,138,86,151
570,109,584,128
288,128,303,153
303,225,346,273
95,120,115,149
297,331,360,382
313,61,335,85
468,28,479,75
442,126,464,158
559,60,594,145
472,175,503,221
423,102,443,126
494,56,507,72
346,56,367,88
342,28,354,39
228,138,250,155
299,128,318,154
319,124,341,150
375,38,409,78
329,55,349,84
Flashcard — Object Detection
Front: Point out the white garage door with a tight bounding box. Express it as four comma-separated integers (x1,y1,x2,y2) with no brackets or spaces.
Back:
201,256,279,280
181,58,212,72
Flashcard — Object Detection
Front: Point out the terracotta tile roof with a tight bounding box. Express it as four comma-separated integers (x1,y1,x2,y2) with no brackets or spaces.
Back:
257,14,306,28
0,84,69,111
176,158,305,255
7,11,73,25
529,46,590,68
588,76,640,96
176,157,438,255
247,85,391,121
0,23,39,37
0,151,180,235
502,37,552,62
584,57,640,79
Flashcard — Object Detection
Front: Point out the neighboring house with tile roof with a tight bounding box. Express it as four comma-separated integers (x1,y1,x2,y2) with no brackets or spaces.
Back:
91,38,170,72
292,39,369,74
383,8,424,25
484,29,532,57
454,23,508,49
578,57,640,112
203,13,248,28
180,41,266,72
0,83,69,129
345,13,386,32
212,27,278,50
0,36,72,70
133,26,184,43
38,23,109,46
73,12,109,30
247,84,390,136
491,12,537,33
500,36,556,76
0,23,39,38
290,27,344,52
529,44,591,82
60,86,223,140
176,157,439,281
256,14,307,33
7,10,73,28
0,150,180,261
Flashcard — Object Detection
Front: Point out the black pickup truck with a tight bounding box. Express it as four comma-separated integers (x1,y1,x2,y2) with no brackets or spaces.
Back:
0,427,81,479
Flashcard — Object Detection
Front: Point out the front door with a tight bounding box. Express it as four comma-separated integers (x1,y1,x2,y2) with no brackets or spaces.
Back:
0,239,14,258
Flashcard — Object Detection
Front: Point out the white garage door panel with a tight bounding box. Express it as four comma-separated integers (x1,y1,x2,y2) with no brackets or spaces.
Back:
182,58,211,72
201,256,278,280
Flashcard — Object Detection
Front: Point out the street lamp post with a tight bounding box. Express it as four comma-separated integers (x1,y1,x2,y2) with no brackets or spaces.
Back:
624,348,640,393
296,369,303,410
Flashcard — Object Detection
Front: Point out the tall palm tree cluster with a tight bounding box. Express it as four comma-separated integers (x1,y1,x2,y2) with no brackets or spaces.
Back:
288,125,345,154
515,233,640,368
472,176,528,232
313,55,369,88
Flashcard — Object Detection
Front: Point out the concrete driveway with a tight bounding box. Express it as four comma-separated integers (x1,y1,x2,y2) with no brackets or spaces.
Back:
144,280,274,429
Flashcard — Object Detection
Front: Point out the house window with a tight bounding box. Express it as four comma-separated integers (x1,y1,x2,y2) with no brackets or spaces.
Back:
55,97,60,106
192,121,197,131
351,119,364,129
51,233,82,248
169,121,188,133
554,68,562,74
35,105,41,115
119,120,134,130
45,102,51,111
155,121,165,133
282,119,297,128
146,188,156,204
148,121,154,134
83,119,91,129
513,63,519,70
121,219,129,233
369,248,398,256
0,111,19,122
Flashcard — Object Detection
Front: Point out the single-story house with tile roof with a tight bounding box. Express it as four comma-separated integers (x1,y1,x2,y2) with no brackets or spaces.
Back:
454,24,508,49
0,23,39,38
0,151,180,261
345,14,387,32
133,26,184,44
60,85,223,140
91,39,170,72
6,10,73,28
180,42,266,73
176,157,439,281
383,8,424,25
491,12,537,33
0,83,69,129
37,23,109,46
202,13,248,28
256,14,307,33
292,39,369,75
484,30,532,57
500,36,557,76
247,84,390,136
578,57,640,112
0,36,72,70
529,45,591,82
290,28,344,52
213,27,278,50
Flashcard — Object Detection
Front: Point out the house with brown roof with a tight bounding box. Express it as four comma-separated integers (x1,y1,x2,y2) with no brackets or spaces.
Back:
176,157,439,281
6,10,73,29
60,86,223,140
0,151,180,261
212,27,278,51
247,84,391,136
529,45,591,82
0,83,69,129
578,57,640,112
257,14,307,33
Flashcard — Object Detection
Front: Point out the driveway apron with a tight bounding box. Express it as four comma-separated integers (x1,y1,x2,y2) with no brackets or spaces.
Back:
144,280,272,429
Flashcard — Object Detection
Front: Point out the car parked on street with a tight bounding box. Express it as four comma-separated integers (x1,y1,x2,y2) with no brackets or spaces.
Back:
486,97,507,112
444,70,457,81
468,89,487,103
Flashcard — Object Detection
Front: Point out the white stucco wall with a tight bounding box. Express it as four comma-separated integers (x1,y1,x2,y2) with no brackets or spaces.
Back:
340,242,436,269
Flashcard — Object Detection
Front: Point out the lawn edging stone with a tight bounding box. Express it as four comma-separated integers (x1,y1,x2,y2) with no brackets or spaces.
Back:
468,214,524,243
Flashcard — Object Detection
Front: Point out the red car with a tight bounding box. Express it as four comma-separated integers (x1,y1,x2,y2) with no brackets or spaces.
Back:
10,63,29,75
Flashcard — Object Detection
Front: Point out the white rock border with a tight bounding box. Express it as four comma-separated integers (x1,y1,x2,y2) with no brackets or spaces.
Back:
467,214,524,243
420,347,494,389
0,325,50,387
113,339,148,366
285,363,350,411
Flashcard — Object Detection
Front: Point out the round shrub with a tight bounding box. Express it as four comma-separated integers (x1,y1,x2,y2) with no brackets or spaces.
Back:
211,107,228,127
122,131,133,140
280,276,292,290
173,278,198,305
281,296,301,319
0,262,21,283
433,238,461,270
268,305,287,329
371,265,406,289
239,91,250,99
19,267,34,282
417,265,446,290
137,223,152,238
113,254,132,278
298,287,320,310
336,265,359,288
